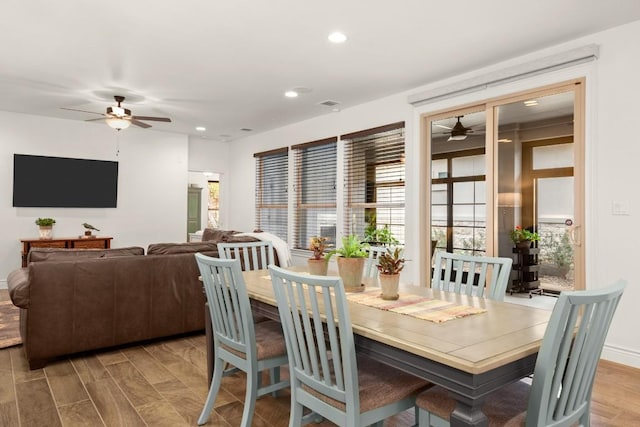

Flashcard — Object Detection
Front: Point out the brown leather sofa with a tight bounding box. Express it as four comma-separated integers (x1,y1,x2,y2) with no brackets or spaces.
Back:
7,242,222,369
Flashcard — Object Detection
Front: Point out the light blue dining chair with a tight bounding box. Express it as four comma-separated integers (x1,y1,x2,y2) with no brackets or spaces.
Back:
431,251,513,301
363,245,403,279
269,265,430,427
416,280,626,426
195,254,289,426
218,240,275,271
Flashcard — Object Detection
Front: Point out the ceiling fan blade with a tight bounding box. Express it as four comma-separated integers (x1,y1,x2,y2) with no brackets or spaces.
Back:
132,116,171,122
131,119,152,129
85,117,106,122
434,123,453,130
60,107,104,116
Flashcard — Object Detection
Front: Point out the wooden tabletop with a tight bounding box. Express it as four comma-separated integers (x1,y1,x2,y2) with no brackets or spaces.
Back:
242,268,552,375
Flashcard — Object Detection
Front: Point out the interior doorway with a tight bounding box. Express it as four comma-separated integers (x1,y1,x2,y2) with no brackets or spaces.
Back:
188,171,223,241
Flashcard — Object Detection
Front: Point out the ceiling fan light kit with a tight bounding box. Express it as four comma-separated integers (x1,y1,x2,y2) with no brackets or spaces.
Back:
447,116,470,141
61,95,171,131
106,117,131,130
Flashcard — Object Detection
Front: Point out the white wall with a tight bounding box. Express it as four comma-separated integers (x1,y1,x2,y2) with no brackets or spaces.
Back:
0,111,189,282
224,19,640,368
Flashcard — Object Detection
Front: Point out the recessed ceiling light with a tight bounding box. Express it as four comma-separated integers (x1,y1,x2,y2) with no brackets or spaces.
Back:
285,90,299,98
195,126,206,131
524,100,538,107
328,32,347,43
293,87,312,94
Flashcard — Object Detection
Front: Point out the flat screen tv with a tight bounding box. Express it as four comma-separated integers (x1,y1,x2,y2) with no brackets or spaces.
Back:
13,154,119,208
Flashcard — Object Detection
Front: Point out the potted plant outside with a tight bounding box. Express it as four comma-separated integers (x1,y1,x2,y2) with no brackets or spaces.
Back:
540,230,574,278
35,217,56,239
325,235,368,292
510,226,539,249
376,247,405,300
307,236,329,276
364,222,399,247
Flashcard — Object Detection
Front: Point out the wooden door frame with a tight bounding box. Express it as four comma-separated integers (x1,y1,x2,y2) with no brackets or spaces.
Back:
421,79,585,290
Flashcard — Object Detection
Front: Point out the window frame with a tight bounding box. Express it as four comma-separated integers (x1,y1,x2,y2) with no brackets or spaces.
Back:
341,122,406,244
254,147,289,240
292,137,338,250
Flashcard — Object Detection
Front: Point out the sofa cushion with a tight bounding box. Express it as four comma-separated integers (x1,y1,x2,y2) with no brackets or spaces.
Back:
147,242,220,255
27,246,145,263
7,268,29,308
201,228,236,242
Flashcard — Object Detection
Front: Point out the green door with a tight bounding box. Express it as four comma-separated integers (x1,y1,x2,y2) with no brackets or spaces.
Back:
187,187,202,238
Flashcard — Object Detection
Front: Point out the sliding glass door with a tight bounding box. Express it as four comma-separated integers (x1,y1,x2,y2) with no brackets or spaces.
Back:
424,80,585,291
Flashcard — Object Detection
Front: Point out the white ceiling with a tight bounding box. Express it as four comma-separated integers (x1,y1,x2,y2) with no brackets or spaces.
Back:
2,1,640,141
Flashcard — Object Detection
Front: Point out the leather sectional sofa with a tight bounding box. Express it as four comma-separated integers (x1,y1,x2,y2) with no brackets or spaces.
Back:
7,230,265,369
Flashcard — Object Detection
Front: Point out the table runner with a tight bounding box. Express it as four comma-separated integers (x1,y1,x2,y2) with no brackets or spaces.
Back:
346,288,487,324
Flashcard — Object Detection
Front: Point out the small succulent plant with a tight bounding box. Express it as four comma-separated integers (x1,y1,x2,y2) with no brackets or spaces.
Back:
376,247,405,275
309,236,329,260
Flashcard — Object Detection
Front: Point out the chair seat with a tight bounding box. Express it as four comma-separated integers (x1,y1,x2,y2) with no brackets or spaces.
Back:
222,320,287,360
416,380,529,426
306,354,431,412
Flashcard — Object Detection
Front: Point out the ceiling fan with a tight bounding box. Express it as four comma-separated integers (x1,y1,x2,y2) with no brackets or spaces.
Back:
61,95,172,130
434,115,483,141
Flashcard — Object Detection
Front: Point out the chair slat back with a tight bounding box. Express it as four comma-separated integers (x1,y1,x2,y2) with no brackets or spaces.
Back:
269,265,359,409
218,241,275,271
526,281,625,426
432,251,512,301
195,253,255,357
364,246,403,279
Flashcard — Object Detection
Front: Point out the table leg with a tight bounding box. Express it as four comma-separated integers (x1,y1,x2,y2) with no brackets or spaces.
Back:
449,393,488,427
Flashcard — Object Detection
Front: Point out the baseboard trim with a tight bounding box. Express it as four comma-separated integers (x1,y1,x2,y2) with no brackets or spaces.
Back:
601,343,640,369
0,279,7,290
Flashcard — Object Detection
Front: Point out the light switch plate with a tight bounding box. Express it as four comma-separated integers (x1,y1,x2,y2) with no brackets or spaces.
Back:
612,200,630,215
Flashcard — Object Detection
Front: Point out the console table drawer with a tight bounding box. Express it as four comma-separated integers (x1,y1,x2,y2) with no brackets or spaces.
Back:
29,241,67,249
72,239,109,249
20,236,113,267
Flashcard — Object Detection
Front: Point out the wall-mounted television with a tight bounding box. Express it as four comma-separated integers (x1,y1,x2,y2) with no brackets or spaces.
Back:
13,154,119,208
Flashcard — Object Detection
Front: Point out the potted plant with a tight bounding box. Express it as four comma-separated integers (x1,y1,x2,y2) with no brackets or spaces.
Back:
307,235,329,276
35,217,56,239
540,230,574,278
325,235,368,292
376,247,405,300
364,222,399,246
510,226,539,249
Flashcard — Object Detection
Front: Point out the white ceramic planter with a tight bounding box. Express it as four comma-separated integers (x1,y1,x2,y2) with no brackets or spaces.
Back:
379,273,400,300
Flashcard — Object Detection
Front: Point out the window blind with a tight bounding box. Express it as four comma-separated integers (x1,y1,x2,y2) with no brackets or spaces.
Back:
342,122,405,244
254,147,288,241
292,137,337,250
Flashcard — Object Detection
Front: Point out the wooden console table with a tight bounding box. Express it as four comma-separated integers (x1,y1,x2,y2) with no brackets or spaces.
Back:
20,236,113,267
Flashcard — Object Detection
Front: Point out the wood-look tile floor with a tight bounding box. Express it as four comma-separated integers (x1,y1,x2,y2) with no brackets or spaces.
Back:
1,288,639,426
0,333,414,427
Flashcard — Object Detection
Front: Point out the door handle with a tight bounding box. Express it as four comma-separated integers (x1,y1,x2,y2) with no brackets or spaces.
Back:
569,224,581,247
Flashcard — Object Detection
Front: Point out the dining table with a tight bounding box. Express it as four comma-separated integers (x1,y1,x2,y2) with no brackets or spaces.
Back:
207,267,552,427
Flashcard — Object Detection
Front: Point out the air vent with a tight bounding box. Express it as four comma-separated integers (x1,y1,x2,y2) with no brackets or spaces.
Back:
318,100,341,107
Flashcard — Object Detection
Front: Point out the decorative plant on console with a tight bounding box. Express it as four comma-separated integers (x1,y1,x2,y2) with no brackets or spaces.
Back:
307,235,329,276
325,235,368,292
35,217,56,240
376,247,405,300
510,226,539,249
